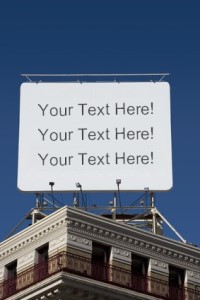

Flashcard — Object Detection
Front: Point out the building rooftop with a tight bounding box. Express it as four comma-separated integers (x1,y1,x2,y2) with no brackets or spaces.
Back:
0,206,200,299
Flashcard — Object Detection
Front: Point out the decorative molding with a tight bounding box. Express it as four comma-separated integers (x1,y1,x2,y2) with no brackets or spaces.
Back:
51,236,66,247
49,234,67,253
67,234,92,252
68,234,91,246
113,248,130,258
1,206,200,279
0,214,68,261
149,258,168,275
112,247,131,263
187,270,200,284
67,218,200,271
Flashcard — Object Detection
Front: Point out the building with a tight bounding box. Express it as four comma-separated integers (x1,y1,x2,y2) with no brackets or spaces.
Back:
0,206,200,300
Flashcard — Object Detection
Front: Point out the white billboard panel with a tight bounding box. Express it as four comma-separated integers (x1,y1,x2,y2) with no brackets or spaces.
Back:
18,82,172,192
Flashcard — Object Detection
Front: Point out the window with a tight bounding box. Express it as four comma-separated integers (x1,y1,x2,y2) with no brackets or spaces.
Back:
92,242,110,281
169,266,184,286
5,261,17,297
37,244,49,264
35,244,49,281
132,254,148,292
132,254,148,275
169,266,184,300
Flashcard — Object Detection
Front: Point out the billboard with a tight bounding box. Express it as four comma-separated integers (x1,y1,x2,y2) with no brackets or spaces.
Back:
18,82,172,192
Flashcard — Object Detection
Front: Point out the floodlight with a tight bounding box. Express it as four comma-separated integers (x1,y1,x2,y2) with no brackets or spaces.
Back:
140,200,144,206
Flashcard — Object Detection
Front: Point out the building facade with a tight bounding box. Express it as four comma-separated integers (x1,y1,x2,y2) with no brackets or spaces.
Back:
0,206,200,300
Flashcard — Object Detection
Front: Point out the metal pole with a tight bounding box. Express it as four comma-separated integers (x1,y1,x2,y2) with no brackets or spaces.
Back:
21,73,170,78
151,192,157,234
32,211,36,225
112,193,117,221
36,193,40,208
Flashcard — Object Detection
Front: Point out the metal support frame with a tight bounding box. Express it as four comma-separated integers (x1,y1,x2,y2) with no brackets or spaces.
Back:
5,191,187,244
151,207,187,243
21,73,170,82
5,194,60,239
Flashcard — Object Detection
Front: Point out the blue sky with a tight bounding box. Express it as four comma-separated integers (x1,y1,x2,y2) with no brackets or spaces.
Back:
0,1,200,245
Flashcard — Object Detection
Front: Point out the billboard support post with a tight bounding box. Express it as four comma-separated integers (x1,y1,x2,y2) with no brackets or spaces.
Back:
151,192,156,234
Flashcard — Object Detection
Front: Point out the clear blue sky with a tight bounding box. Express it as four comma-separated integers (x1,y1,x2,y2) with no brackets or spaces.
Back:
0,1,200,245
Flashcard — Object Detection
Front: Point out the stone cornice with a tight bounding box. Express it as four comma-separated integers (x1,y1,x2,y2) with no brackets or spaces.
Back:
0,206,68,261
65,207,200,271
1,206,200,273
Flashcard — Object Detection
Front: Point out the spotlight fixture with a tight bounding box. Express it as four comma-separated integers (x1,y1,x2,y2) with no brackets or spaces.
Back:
140,199,144,206
42,200,48,207
116,179,121,185
73,193,79,208
75,182,86,209
49,182,55,207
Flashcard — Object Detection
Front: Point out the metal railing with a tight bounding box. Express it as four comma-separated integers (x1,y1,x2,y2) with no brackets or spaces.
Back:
0,251,199,299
